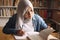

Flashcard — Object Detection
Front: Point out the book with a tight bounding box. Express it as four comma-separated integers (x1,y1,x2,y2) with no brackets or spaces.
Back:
0,9,3,16
14,32,28,40
28,28,55,40
13,28,59,40
3,0,8,6
14,0,20,6
6,8,11,16
3,9,6,16
0,0,3,6
8,0,14,6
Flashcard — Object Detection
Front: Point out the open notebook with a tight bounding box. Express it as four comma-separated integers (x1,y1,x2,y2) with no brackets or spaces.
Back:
14,28,59,40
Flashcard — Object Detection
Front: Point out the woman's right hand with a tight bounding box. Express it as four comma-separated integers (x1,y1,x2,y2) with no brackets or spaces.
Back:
17,30,25,36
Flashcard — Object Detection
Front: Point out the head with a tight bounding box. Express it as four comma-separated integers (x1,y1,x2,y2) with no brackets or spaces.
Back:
16,0,34,29
17,0,34,21
24,7,34,21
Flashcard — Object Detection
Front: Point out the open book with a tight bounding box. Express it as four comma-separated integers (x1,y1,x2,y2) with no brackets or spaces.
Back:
14,28,59,40
14,33,28,40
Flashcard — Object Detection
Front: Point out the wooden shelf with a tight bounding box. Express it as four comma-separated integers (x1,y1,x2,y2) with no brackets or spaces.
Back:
0,6,47,9
0,16,11,18
34,7,48,10
34,7,60,10
0,6,60,10
0,6,17,8
50,19,60,25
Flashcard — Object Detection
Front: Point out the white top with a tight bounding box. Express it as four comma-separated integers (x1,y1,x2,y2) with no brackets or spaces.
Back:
22,20,34,32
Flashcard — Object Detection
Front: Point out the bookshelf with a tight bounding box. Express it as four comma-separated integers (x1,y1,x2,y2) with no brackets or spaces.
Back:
0,0,60,18
48,0,60,22
0,0,20,26
0,0,60,26
0,0,49,19
30,0,48,19
47,0,60,32
0,6,17,18
0,0,20,18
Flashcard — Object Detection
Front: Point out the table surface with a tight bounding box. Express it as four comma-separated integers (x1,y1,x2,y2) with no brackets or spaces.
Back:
0,27,15,40
51,32,60,39
0,27,60,40
48,32,60,40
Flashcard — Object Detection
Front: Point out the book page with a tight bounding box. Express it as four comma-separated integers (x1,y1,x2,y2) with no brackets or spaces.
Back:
39,28,55,40
27,28,55,40
27,32,42,40
14,33,28,40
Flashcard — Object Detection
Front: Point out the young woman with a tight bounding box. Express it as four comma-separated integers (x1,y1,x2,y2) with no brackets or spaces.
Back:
3,0,48,36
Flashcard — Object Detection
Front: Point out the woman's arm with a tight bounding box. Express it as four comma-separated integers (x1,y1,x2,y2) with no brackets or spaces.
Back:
2,14,17,35
35,14,48,30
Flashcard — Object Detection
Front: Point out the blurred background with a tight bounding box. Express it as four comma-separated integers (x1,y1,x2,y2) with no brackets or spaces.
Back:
0,0,60,40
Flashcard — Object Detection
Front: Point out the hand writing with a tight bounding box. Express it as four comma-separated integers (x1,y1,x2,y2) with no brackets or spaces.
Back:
17,30,25,36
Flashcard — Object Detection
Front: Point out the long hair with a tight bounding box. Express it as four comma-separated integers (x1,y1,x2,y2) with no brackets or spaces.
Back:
16,0,34,30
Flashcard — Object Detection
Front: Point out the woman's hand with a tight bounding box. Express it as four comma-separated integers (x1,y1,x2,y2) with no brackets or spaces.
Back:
17,30,25,36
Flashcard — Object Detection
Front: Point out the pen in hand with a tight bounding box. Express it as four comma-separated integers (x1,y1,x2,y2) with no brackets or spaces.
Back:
17,25,25,36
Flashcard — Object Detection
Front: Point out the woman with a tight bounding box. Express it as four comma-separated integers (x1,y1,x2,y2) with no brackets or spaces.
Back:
3,0,48,36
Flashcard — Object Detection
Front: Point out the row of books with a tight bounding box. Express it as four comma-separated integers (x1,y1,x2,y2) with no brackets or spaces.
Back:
0,8,16,17
30,0,47,7
52,11,60,22
30,0,48,19
0,0,48,7
34,9,47,19
0,0,47,7
0,0,20,6
0,7,47,19
0,0,19,17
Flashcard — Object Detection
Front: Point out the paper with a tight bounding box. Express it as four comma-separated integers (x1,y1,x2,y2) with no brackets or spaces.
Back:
14,32,39,40
27,32,41,40
14,33,28,40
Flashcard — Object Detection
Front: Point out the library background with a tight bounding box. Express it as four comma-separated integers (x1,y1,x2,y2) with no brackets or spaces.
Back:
0,0,60,40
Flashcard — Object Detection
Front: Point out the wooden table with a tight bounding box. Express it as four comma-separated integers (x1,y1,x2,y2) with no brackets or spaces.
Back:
51,32,60,39
0,27,60,40
0,27,15,40
47,32,60,40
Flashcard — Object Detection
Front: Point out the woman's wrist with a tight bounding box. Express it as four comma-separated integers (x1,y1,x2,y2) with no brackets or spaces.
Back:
17,30,25,36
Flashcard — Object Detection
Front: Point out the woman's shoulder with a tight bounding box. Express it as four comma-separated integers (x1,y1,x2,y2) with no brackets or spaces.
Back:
10,14,17,19
11,14,17,18
34,14,43,20
8,14,17,21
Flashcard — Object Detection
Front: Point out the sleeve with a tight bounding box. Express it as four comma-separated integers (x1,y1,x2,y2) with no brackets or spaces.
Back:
36,14,48,30
40,18,48,29
2,14,17,35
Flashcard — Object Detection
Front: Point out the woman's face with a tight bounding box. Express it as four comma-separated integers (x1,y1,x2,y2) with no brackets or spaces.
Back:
24,7,34,20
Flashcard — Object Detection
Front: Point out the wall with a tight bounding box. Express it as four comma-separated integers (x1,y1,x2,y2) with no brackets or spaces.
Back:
0,17,9,27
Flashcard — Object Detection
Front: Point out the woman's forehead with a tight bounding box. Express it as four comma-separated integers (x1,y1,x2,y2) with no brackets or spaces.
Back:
26,6,32,10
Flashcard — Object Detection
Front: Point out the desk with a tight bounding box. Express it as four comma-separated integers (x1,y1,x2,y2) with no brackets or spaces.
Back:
51,32,60,39
0,32,60,40
0,27,15,40
48,32,60,40
0,27,60,40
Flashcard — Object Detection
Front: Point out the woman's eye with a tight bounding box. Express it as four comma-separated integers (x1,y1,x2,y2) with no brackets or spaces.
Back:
31,10,32,12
